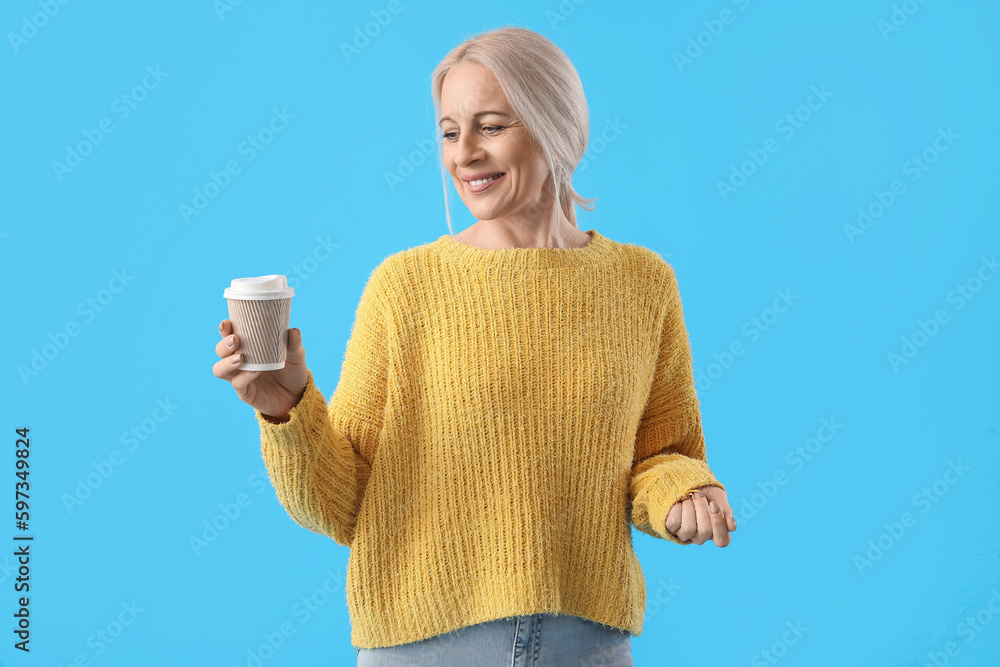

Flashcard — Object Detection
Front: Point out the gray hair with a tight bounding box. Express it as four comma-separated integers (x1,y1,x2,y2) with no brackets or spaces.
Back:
431,26,597,237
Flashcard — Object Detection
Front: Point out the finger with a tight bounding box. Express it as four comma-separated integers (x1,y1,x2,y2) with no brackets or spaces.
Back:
690,493,714,545
665,502,684,539
285,327,306,364
212,351,244,380
215,330,240,358
220,319,232,337
677,497,697,543
231,369,261,394
711,494,737,532
707,500,732,547
723,504,737,532
701,485,737,533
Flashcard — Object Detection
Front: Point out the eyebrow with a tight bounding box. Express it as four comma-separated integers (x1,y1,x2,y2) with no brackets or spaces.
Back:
438,111,510,126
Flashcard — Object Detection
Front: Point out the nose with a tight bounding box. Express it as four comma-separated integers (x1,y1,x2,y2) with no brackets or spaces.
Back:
453,129,485,168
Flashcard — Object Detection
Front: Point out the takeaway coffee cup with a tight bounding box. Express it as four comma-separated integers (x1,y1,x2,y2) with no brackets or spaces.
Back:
223,275,294,371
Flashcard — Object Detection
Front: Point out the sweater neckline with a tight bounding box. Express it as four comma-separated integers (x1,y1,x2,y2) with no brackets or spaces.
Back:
434,229,614,269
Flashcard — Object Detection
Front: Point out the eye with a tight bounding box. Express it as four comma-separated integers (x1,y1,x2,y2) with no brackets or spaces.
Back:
441,125,503,142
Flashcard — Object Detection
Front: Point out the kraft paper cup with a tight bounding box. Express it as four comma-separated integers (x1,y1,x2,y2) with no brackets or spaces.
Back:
223,275,294,371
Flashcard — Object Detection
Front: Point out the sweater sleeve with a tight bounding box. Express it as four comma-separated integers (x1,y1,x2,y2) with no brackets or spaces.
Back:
254,264,389,547
629,263,725,545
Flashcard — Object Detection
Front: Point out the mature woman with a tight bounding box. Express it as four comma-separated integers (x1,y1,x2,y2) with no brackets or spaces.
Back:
213,25,735,666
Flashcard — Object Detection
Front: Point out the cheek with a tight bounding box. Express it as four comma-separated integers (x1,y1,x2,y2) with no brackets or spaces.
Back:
508,152,545,182
515,163,547,192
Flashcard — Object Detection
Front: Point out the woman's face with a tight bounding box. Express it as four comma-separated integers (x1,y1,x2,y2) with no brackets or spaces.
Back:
438,62,552,225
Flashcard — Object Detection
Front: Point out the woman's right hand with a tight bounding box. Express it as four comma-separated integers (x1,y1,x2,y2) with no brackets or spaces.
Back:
212,319,309,422
665,486,736,547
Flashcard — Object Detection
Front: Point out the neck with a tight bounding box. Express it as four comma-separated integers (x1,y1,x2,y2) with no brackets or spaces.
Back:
463,202,584,249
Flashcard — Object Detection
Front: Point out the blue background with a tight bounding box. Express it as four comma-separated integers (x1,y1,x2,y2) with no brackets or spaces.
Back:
2,1,998,665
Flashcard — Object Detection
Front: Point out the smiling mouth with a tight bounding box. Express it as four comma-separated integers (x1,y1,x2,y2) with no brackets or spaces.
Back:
464,172,506,193
467,173,505,186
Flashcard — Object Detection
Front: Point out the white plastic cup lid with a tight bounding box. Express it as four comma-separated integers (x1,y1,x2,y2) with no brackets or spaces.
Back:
223,274,295,300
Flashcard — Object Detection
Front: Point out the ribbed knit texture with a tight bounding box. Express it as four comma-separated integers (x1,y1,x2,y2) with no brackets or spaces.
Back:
255,228,725,649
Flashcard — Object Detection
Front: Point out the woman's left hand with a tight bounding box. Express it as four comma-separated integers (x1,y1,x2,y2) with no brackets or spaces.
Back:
665,485,737,547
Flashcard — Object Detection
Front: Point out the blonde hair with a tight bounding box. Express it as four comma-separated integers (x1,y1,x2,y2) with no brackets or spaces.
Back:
431,26,596,237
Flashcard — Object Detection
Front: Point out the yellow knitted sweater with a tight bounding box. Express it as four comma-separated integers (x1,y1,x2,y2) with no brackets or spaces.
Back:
255,228,726,649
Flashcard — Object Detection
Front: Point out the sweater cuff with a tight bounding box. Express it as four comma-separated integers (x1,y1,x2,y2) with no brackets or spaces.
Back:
630,453,725,545
254,370,324,449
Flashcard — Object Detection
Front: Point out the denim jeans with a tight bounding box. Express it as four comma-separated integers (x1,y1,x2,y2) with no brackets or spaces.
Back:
355,613,634,666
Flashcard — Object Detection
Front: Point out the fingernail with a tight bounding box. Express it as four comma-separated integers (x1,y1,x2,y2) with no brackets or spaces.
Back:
226,335,235,348
219,321,225,333
231,353,242,364
709,501,719,514
693,491,704,499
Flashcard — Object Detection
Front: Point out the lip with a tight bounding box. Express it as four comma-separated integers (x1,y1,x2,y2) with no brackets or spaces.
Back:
463,172,505,194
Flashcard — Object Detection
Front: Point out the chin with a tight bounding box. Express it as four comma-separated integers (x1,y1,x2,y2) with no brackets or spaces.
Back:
466,205,506,221
457,196,500,218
